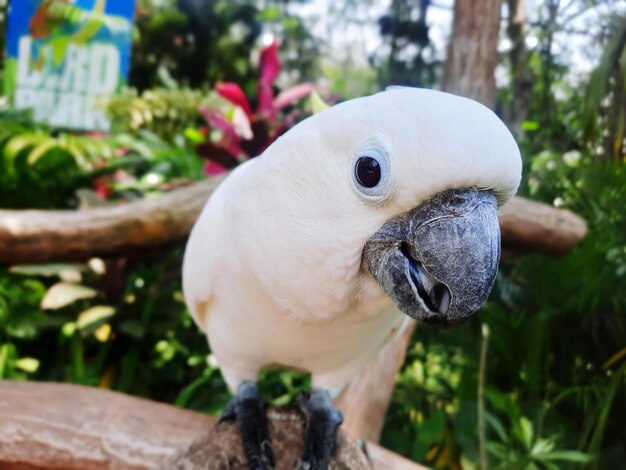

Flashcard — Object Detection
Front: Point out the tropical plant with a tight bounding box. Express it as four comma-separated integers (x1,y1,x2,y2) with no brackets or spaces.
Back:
194,40,315,174
106,88,219,139
582,14,626,161
0,120,205,208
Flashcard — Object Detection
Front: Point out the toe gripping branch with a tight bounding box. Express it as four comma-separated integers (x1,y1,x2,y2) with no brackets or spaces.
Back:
220,384,343,470
220,381,275,470
296,388,344,470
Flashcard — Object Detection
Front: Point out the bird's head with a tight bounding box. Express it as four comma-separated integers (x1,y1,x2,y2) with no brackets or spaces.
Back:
258,87,521,323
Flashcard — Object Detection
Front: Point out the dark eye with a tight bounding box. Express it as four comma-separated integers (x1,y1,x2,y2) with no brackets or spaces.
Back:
355,157,381,187
352,147,390,199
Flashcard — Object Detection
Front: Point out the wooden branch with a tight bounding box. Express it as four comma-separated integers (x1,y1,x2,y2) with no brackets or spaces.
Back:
0,381,210,469
0,381,427,470
0,177,224,265
0,176,586,264
499,197,587,255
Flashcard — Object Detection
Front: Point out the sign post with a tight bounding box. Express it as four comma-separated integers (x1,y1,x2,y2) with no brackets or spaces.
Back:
4,0,135,131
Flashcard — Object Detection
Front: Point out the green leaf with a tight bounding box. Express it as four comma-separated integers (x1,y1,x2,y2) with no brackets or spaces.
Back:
310,90,329,114
3,133,46,175
485,442,509,460
522,120,540,131
40,282,97,310
485,411,508,443
184,127,206,144
257,6,281,21
10,263,86,278
26,140,63,166
77,305,115,333
539,461,561,470
538,451,595,463
0,297,8,325
175,370,215,408
6,321,37,339
15,357,40,373
27,143,78,176
517,416,534,449
62,322,77,337
530,436,555,455
0,343,15,378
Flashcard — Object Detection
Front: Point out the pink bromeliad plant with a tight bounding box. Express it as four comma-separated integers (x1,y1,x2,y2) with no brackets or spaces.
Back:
198,41,315,175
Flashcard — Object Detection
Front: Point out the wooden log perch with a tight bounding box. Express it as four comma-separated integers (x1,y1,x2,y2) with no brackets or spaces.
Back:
0,381,427,470
0,176,586,264
498,196,587,256
0,177,225,265
166,407,371,469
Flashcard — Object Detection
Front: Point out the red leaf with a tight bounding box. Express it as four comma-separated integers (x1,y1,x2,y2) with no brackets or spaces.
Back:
204,161,229,176
199,108,246,157
215,82,253,119
92,176,111,199
273,83,315,110
196,142,240,169
200,108,237,138
240,120,271,157
114,146,129,157
257,41,281,120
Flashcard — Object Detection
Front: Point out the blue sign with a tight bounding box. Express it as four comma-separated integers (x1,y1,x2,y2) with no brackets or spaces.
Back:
5,0,135,131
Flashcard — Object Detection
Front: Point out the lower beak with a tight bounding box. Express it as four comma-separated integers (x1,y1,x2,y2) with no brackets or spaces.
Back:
362,188,500,325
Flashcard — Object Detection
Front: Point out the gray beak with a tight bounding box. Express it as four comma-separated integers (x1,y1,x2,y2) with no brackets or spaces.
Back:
362,188,500,325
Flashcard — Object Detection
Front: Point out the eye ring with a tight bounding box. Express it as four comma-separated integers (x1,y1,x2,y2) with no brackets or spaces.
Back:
351,147,391,199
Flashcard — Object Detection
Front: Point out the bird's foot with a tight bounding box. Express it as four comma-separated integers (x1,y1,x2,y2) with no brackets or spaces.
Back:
295,388,343,470
219,381,275,470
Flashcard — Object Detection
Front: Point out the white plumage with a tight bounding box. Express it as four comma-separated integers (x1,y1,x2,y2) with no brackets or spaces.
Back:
183,87,521,398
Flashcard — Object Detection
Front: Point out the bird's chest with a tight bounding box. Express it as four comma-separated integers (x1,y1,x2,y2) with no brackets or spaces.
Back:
208,220,405,374
207,286,405,377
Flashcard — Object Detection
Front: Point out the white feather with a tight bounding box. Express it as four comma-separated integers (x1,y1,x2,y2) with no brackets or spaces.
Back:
183,88,521,397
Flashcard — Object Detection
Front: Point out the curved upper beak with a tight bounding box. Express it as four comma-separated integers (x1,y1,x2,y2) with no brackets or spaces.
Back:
362,188,500,325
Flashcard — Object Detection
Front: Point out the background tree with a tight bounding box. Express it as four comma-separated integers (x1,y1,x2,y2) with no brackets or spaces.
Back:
442,0,503,108
376,0,438,88
130,0,262,91
583,14,626,161
505,0,535,136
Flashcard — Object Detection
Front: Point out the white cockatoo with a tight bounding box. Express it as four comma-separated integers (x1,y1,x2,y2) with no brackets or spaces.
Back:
183,87,521,469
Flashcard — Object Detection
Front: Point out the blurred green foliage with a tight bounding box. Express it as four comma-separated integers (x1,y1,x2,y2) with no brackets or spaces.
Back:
1,0,626,468
375,0,438,88
130,0,319,91
0,115,205,208
106,88,219,137
130,0,260,90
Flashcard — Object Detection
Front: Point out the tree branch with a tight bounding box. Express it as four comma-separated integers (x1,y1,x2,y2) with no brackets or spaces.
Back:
0,177,586,264
0,381,427,470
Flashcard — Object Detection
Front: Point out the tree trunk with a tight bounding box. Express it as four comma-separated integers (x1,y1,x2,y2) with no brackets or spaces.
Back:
506,0,534,136
441,0,503,108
